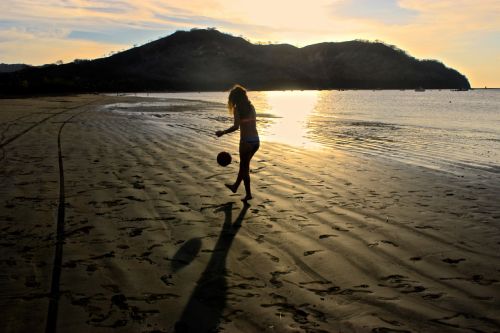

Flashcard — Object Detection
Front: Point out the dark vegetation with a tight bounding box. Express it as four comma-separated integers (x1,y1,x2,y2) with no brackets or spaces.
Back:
0,29,470,95
0,63,30,73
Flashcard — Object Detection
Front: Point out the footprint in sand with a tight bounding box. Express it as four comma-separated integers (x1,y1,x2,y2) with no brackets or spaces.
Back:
237,250,252,261
442,258,465,264
440,274,499,286
124,195,145,202
264,252,280,262
269,270,293,288
24,275,40,288
369,240,399,248
303,250,323,256
128,227,145,237
422,293,443,300
160,274,174,286
319,234,337,239
379,275,426,294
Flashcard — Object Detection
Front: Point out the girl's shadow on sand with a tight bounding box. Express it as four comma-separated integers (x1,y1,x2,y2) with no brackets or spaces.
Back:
175,201,250,333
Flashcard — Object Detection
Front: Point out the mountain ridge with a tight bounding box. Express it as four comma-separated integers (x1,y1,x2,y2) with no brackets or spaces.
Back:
0,28,470,94
0,63,30,73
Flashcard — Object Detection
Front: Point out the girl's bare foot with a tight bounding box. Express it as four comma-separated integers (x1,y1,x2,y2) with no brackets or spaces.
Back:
225,184,237,193
242,195,252,202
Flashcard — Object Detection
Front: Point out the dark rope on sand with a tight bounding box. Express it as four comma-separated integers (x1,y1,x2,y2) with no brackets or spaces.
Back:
0,101,95,150
45,106,91,333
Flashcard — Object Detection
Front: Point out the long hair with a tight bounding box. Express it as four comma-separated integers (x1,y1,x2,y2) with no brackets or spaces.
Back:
227,84,252,117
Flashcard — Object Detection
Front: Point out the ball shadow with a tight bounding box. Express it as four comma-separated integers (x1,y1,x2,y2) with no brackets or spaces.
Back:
171,238,202,273
175,201,250,333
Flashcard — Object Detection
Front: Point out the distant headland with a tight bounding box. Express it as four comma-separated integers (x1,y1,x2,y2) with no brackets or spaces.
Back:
0,28,470,95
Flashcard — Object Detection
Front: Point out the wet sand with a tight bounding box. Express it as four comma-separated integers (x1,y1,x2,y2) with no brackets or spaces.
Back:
1,95,499,333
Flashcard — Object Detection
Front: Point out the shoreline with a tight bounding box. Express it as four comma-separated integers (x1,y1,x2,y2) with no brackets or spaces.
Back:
1,95,499,332
4,87,500,100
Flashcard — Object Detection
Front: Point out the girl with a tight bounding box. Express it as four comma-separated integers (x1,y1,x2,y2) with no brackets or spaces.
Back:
216,85,259,202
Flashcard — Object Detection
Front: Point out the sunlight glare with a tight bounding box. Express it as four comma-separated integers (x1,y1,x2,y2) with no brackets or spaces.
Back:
251,90,322,148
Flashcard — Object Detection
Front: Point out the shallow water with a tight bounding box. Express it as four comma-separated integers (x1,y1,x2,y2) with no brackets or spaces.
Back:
114,90,500,174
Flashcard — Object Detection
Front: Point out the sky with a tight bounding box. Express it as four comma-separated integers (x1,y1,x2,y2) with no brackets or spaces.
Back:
0,0,498,87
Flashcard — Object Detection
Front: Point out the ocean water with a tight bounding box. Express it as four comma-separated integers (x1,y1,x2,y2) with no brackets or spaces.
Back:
118,90,500,174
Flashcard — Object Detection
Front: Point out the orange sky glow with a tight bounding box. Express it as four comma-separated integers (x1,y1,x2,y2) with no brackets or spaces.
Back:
0,0,498,87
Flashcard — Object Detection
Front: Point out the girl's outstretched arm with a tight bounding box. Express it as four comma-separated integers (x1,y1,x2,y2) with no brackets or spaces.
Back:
216,112,240,137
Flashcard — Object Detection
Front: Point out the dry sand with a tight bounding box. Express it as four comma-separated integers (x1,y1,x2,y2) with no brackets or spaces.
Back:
0,95,499,333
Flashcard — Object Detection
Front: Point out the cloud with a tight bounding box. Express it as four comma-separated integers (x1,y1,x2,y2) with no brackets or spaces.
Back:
0,0,499,86
0,28,35,43
68,27,172,44
156,13,235,27
154,13,273,36
331,0,418,24
0,20,70,40
57,0,137,14
0,33,127,65
84,6,129,14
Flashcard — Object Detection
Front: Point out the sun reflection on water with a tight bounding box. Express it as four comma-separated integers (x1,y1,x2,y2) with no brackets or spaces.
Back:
249,90,322,148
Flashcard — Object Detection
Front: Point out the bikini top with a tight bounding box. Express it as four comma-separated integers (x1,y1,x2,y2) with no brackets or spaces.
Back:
240,117,256,124
239,104,256,124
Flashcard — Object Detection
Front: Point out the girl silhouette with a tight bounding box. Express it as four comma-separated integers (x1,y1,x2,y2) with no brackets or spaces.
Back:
216,85,259,202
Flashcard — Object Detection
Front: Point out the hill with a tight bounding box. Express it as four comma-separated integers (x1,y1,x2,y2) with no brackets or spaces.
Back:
0,29,470,94
0,63,30,73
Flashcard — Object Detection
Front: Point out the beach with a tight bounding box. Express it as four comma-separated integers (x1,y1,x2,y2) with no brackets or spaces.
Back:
1,94,499,333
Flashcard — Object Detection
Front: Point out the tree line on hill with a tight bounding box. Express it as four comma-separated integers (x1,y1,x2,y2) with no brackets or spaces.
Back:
0,29,470,95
